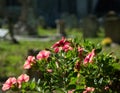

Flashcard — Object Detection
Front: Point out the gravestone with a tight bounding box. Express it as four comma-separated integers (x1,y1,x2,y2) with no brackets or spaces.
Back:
61,13,79,29
82,15,99,38
38,16,46,28
55,19,67,37
14,21,28,36
104,11,120,43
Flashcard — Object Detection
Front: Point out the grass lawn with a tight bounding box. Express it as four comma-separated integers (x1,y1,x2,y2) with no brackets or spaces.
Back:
0,27,120,82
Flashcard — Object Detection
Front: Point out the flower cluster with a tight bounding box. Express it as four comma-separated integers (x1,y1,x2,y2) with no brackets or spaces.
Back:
2,37,119,93
24,56,36,69
2,74,29,91
36,50,50,60
52,37,73,52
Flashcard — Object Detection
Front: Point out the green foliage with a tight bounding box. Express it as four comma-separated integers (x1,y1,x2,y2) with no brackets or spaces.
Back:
2,37,119,93
1,28,120,93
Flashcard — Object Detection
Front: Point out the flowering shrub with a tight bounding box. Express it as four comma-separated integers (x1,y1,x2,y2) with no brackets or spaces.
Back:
2,37,120,93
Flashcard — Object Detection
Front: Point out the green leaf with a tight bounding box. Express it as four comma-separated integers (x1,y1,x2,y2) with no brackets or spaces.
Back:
98,78,103,84
36,86,41,92
37,79,41,85
21,82,29,89
112,63,120,70
30,81,36,90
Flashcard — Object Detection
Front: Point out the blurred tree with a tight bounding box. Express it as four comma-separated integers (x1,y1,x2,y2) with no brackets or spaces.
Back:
87,0,93,14
17,0,38,36
7,15,19,44
18,0,29,22
0,0,5,17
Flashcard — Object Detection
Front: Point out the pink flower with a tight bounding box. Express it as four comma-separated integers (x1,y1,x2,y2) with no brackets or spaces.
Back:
27,56,35,62
83,87,95,93
83,90,88,93
104,86,109,90
23,61,31,69
68,89,75,93
36,50,50,60
52,37,67,48
83,49,95,65
47,69,53,73
62,44,73,52
52,37,72,52
54,47,59,53
23,56,35,69
86,87,95,92
2,77,17,91
17,74,29,88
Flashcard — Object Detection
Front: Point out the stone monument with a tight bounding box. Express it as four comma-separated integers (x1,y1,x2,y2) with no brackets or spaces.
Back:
104,11,120,43
55,19,67,37
82,15,99,38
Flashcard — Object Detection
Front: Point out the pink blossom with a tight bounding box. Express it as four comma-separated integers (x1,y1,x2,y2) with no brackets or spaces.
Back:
83,90,88,93
27,56,35,62
23,61,31,69
2,77,17,91
54,47,59,53
78,47,83,52
36,50,50,60
68,89,75,93
104,86,109,90
52,37,67,48
83,87,95,93
62,44,73,52
47,69,53,73
23,56,35,69
83,49,95,65
86,87,95,92
17,74,29,88
52,37,72,52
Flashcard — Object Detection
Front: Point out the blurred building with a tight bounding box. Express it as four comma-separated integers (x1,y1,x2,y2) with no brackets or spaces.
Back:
0,0,120,26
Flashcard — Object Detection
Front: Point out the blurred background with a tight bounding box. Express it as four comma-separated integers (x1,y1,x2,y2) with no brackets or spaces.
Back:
0,0,120,27
0,0,120,92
